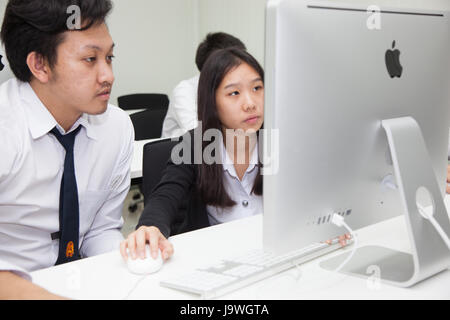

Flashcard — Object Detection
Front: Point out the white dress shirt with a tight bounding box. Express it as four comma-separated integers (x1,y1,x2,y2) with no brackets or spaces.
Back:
161,75,199,138
207,140,263,226
0,79,134,278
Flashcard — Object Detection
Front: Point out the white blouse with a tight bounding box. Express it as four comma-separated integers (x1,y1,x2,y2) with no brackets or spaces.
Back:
206,140,263,226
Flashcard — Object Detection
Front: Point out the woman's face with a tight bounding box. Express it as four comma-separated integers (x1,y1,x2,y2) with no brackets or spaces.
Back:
215,62,264,134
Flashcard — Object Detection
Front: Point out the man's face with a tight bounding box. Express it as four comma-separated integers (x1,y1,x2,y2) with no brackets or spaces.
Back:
47,22,115,116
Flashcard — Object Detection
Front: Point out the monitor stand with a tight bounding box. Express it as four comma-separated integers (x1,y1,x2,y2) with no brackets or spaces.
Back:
320,116,450,287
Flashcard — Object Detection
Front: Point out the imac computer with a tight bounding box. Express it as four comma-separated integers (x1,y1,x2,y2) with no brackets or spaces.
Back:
263,0,450,287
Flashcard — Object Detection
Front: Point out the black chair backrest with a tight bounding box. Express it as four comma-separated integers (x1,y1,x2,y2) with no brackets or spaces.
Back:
130,108,169,140
118,93,169,111
142,139,180,204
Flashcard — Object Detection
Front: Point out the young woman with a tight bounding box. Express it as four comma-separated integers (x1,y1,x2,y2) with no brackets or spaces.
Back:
120,47,265,262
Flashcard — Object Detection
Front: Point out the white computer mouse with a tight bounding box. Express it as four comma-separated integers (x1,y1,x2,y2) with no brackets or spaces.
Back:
127,245,163,275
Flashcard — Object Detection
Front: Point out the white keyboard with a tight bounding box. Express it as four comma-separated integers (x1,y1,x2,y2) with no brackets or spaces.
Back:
160,238,353,299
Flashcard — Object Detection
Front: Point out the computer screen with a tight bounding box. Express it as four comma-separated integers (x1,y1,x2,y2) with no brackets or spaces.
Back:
263,0,450,285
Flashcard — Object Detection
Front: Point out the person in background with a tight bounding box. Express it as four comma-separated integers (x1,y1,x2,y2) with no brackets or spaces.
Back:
0,0,133,299
161,32,246,138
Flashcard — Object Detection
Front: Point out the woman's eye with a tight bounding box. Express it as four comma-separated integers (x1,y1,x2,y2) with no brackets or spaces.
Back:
254,85,263,91
229,91,239,96
107,55,115,62
85,57,96,63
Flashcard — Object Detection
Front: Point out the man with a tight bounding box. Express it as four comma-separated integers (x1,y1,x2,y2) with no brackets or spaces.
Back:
161,32,247,138
0,0,134,299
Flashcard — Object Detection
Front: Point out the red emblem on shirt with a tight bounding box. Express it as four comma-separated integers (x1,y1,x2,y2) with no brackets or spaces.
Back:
66,241,75,258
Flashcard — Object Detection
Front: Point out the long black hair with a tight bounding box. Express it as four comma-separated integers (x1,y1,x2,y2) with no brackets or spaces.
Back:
197,47,264,208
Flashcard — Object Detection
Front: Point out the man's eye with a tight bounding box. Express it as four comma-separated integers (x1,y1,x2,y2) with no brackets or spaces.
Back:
107,55,115,62
254,85,263,91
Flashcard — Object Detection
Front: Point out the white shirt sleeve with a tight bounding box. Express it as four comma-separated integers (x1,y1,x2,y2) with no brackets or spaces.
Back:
0,260,32,281
79,116,134,257
0,127,32,280
0,125,18,181
162,76,199,138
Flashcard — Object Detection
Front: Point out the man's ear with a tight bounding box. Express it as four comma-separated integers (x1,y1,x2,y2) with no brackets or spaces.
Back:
26,52,51,83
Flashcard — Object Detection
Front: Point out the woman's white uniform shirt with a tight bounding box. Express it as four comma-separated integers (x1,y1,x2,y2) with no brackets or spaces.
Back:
207,139,263,226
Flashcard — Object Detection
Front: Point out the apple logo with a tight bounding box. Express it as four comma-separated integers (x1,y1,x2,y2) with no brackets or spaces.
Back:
385,41,403,78
0,54,4,72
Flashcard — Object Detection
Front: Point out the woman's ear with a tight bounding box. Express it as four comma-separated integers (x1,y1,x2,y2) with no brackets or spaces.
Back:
26,52,51,83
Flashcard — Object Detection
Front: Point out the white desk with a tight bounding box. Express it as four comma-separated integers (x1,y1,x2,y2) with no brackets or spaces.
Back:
31,197,450,300
131,139,163,179
126,109,146,116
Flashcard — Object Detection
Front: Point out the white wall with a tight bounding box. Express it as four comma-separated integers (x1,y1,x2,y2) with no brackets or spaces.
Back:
108,0,199,104
0,0,449,104
197,0,267,67
0,0,201,105
0,0,14,84
109,0,268,104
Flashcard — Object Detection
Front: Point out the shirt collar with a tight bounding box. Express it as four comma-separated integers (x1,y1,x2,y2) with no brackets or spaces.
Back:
19,81,99,140
221,138,259,178
78,113,100,140
20,82,56,140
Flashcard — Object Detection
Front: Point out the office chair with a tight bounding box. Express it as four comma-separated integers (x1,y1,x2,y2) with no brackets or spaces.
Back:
119,93,170,140
140,138,190,234
130,108,169,140
122,94,170,213
117,93,169,111
127,108,170,213
142,138,180,203
127,138,179,215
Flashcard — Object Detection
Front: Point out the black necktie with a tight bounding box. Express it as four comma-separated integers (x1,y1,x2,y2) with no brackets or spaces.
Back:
50,126,82,265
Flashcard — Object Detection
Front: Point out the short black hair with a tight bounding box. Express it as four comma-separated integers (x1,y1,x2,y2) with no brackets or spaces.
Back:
195,32,246,72
1,0,113,82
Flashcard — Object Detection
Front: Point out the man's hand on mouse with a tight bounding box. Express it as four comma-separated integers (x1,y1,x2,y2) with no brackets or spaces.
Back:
120,226,174,262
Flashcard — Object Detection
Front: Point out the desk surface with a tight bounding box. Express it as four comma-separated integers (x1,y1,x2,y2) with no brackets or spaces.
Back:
31,198,450,300
126,109,146,116
131,139,163,179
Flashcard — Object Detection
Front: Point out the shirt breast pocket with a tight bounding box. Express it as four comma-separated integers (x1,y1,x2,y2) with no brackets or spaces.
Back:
78,190,110,237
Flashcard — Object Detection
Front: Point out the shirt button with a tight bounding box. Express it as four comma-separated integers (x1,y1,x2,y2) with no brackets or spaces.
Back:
242,200,249,207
